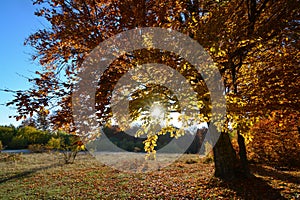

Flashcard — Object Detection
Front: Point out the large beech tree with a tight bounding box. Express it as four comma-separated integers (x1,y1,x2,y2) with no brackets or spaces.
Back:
7,0,299,180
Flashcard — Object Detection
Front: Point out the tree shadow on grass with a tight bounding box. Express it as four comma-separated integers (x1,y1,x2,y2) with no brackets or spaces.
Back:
0,163,64,184
208,171,287,200
251,164,300,185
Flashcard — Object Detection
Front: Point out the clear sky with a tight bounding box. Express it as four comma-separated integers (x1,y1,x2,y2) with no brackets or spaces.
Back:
0,1,47,126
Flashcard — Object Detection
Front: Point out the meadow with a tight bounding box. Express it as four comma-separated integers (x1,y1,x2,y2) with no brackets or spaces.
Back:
1,152,299,199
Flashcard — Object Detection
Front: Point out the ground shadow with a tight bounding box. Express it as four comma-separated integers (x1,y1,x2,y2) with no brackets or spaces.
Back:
0,163,64,184
251,164,300,185
208,171,287,199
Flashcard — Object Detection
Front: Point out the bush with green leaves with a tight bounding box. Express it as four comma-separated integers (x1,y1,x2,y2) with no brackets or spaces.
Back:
17,126,51,145
0,125,16,148
9,136,28,149
0,125,52,149
47,137,62,149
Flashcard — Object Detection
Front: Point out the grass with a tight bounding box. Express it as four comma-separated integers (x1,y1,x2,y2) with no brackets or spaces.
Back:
0,152,299,199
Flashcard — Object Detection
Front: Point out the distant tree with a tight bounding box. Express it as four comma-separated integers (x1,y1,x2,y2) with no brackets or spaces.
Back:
0,125,52,149
17,126,50,145
20,111,50,131
20,117,36,128
0,125,16,148
185,128,207,154
9,135,28,149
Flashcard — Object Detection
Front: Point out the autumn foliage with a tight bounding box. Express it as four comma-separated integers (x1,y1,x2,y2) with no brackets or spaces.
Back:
247,112,300,168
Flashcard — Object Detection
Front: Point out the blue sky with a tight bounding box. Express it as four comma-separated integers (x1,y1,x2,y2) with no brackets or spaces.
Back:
0,1,47,126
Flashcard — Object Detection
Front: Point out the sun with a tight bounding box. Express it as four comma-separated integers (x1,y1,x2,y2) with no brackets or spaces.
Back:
149,103,165,121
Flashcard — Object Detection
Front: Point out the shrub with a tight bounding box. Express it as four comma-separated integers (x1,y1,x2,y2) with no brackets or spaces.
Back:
17,126,51,145
0,125,15,147
52,131,85,164
28,144,46,153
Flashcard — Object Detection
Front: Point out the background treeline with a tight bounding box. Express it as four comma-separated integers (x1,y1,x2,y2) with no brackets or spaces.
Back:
0,125,49,149
1,124,299,168
0,124,207,154
0,125,82,152
92,126,208,154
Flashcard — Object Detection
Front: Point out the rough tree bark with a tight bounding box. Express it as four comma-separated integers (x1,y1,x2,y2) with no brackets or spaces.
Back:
213,131,238,180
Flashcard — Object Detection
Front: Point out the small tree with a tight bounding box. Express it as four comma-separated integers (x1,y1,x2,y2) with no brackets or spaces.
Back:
50,132,84,164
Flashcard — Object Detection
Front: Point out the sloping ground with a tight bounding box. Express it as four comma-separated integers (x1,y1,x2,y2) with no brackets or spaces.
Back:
0,153,299,199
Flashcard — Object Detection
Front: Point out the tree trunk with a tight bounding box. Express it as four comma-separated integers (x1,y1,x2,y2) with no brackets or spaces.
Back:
237,131,250,177
213,131,238,180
